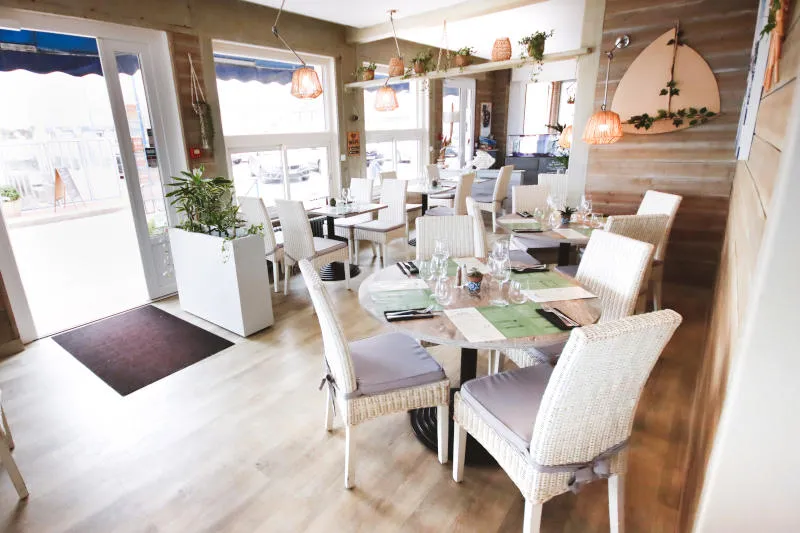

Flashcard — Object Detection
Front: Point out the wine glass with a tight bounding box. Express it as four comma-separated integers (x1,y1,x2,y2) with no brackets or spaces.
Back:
491,238,509,261
418,260,434,282
508,280,527,305
489,254,510,306
434,277,453,306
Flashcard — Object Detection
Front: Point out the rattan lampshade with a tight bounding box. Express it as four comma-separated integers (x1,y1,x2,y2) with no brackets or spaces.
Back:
291,66,323,99
558,125,573,149
582,110,623,144
492,38,512,61
388,57,405,77
375,85,399,111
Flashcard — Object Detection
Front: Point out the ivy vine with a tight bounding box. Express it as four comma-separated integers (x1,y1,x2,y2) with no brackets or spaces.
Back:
761,0,782,38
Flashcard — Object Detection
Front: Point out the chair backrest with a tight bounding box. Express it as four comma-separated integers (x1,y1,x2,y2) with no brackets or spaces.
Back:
416,215,475,261
537,173,568,207
425,164,440,183
453,172,476,216
298,260,357,397
605,214,670,252
511,185,550,214
636,190,682,261
576,231,654,322
378,178,407,225
380,170,397,181
529,310,682,468
237,196,279,256
465,197,488,258
349,177,373,204
275,199,315,262
493,165,514,202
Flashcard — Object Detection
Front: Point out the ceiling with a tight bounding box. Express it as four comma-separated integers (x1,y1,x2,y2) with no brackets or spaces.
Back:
243,0,467,29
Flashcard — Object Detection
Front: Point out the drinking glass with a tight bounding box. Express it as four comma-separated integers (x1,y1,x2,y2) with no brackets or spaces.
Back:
548,210,561,229
434,239,450,258
491,238,509,261
508,280,527,305
418,260,434,282
489,254,510,306
590,213,603,228
546,193,557,210
431,254,449,280
434,277,453,306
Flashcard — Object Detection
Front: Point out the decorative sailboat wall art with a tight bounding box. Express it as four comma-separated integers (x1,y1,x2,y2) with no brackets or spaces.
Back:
611,24,720,135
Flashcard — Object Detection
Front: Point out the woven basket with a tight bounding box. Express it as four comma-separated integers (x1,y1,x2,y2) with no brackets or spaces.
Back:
388,57,405,77
492,38,512,62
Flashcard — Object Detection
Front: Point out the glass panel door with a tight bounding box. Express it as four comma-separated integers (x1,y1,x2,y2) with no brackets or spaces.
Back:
443,79,476,169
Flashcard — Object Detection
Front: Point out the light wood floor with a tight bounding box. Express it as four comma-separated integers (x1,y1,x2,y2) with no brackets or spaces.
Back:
0,240,709,533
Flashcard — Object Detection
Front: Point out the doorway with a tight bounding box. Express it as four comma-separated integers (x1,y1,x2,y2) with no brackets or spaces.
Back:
442,78,476,170
0,12,186,341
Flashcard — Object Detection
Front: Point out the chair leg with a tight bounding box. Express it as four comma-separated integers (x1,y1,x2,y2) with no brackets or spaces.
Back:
324,387,334,432
437,404,448,465
609,473,625,533
272,259,280,294
492,210,498,233
344,425,355,489
487,350,495,375
453,421,467,482
344,257,351,290
523,501,543,533
493,351,502,374
0,438,27,500
370,242,377,258
284,263,291,295
382,244,388,268
354,239,360,266
1,406,14,451
652,280,663,311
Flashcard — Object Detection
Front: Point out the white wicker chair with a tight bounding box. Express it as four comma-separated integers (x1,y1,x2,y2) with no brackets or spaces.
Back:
353,179,408,267
379,170,397,181
333,178,374,262
637,191,683,310
0,390,28,499
426,164,454,207
453,310,682,533
237,196,285,294
503,231,654,369
512,185,550,214
537,173,568,207
275,199,350,294
298,260,450,489
465,197,488,259
472,165,514,232
415,215,475,261
426,172,475,217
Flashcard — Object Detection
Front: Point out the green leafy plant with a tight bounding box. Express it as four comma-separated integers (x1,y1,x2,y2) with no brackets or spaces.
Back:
455,46,475,57
355,61,377,75
467,268,483,281
546,122,566,134
0,186,20,202
761,0,782,38
166,166,260,239
519,30,554,60
558,206,577,222
553,151,570,170
411,49,434,73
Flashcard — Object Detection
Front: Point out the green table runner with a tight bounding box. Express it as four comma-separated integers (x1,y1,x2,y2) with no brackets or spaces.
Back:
502,220,542,231
476,302,563,338
371,289,435,312
509,271,574,290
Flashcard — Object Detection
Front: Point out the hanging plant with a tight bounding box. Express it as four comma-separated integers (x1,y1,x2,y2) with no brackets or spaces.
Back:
454,46,475,68
519,30,554,80
355,61,377,81
411,49,433,74
188,54,214,152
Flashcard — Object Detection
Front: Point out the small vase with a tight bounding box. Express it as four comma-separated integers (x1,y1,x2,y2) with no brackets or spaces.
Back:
467,278,482,294
492,38,512,62
388,57,404,77
561,216,571,226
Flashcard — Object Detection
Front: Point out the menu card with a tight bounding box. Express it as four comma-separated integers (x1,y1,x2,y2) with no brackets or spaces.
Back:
510,271,574,290
476,303,563,338
522,286,596,303
554,228,590,240
444,308,505,343
371,289,434,312
369,279,428,293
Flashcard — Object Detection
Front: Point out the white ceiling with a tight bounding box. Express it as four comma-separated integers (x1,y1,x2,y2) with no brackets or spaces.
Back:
244,0,467,29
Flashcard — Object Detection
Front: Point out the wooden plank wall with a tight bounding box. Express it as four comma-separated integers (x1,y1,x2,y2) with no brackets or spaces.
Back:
678,2,800,529
0,273,22,357
586,0,757,286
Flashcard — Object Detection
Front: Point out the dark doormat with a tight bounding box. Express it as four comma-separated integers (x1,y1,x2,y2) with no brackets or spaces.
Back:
52,305,234,396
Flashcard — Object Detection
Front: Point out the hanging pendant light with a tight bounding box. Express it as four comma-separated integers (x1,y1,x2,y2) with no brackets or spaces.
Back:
558,125,573,149
582,36,630,145
272,0,323,99
375,81,399,112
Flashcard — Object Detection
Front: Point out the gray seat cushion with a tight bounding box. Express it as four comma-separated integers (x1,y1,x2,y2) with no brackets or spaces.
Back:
425,206,455,217
521,339,568,366
429,192,455,199
313,237,347,256
461,365,554,453
471,194,495,203
555,264,579,278
354,220,404,232
350,332,446,396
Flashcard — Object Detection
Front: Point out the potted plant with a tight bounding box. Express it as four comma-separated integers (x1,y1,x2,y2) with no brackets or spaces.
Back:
520,30,554,60
0,186,21,218
466,268,483,294
454,46,475,67
356,61,377,81
166,166,274,336
411,49,433,74
558,206,577,226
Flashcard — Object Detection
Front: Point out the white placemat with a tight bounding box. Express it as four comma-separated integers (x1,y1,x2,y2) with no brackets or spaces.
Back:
554,228,589,240
444,308,505,343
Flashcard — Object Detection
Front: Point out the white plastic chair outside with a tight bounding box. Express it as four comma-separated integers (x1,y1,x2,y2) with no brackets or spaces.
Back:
637,191,683,310
466,197,488,258
415,215,475,261
512,185,550,214
473,165,514,232
0,391,27,499
454,310,682,533
237,196,284,293
353,179,408,267
275,199,350,294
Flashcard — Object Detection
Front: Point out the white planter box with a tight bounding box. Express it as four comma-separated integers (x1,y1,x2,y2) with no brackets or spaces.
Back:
169,228,274,337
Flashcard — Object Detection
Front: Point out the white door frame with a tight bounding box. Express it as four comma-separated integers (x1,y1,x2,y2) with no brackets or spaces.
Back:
0,8,187,342
443,78,476,169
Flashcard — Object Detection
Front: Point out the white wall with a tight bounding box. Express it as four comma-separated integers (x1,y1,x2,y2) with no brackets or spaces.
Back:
693,63,800,532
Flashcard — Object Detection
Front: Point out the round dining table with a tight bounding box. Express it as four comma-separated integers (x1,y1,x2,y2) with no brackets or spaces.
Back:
497,214,604,265
358,260,602,464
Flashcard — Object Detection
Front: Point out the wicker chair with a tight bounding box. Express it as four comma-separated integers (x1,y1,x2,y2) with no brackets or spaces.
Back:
237,196,285,294
333,178,374,262
353,179,408,267
511,185,550,214
472,165,514,232
426,164,453,207
426,172,475,217
0,390,28,499
379,170,397,181
637,191,683,310
537,173,569,207
415,215,475,261
465,197,489,259
503,231,654,369
298,260,450,489
453,310,683,533
275,199,350,294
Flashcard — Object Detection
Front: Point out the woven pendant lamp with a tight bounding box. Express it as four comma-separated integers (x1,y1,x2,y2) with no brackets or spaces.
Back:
375,83,399,112
272,0,323,99
583,37,630,145
492,38,512,61
558,125,573,149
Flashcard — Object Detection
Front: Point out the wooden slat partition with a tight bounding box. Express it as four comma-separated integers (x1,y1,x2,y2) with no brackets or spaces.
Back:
586,0,757,286
678,1,800,529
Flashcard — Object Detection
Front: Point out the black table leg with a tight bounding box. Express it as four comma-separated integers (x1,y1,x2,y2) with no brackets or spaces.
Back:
319,215,361,281
409,347,497,466
557,242,572,266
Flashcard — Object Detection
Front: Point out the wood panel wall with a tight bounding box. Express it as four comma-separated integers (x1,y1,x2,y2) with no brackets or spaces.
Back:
586,0,757,286
678,2,800,529
0,273,22,357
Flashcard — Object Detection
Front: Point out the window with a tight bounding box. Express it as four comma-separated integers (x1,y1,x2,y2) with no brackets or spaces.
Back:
558,79,577,127
214,42,339,207
441,78,475,170
363,72,428,186
523,82,552,135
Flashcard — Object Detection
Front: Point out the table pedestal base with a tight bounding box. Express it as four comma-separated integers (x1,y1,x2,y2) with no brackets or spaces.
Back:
319,262,360,281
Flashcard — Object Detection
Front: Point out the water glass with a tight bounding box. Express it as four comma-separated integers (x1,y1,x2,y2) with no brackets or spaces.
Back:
431,254,449,280
434,277,453,306
491,238,510,261
418,260,434,282
434,239,450,259
508,280,526,305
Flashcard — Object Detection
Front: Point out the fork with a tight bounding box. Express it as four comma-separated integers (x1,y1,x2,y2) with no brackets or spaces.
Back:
541,304,579,327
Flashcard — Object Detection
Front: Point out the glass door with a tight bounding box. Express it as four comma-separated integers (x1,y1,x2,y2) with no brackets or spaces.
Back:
442,78,476,169
97,38,178,299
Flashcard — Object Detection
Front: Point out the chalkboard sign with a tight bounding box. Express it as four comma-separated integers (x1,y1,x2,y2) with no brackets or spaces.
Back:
54,168,84,209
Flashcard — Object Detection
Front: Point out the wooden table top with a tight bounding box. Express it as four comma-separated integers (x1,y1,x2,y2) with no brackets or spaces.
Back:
358,261,601,350
497,214,604,245
407,177,489,195
305,202,387,219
